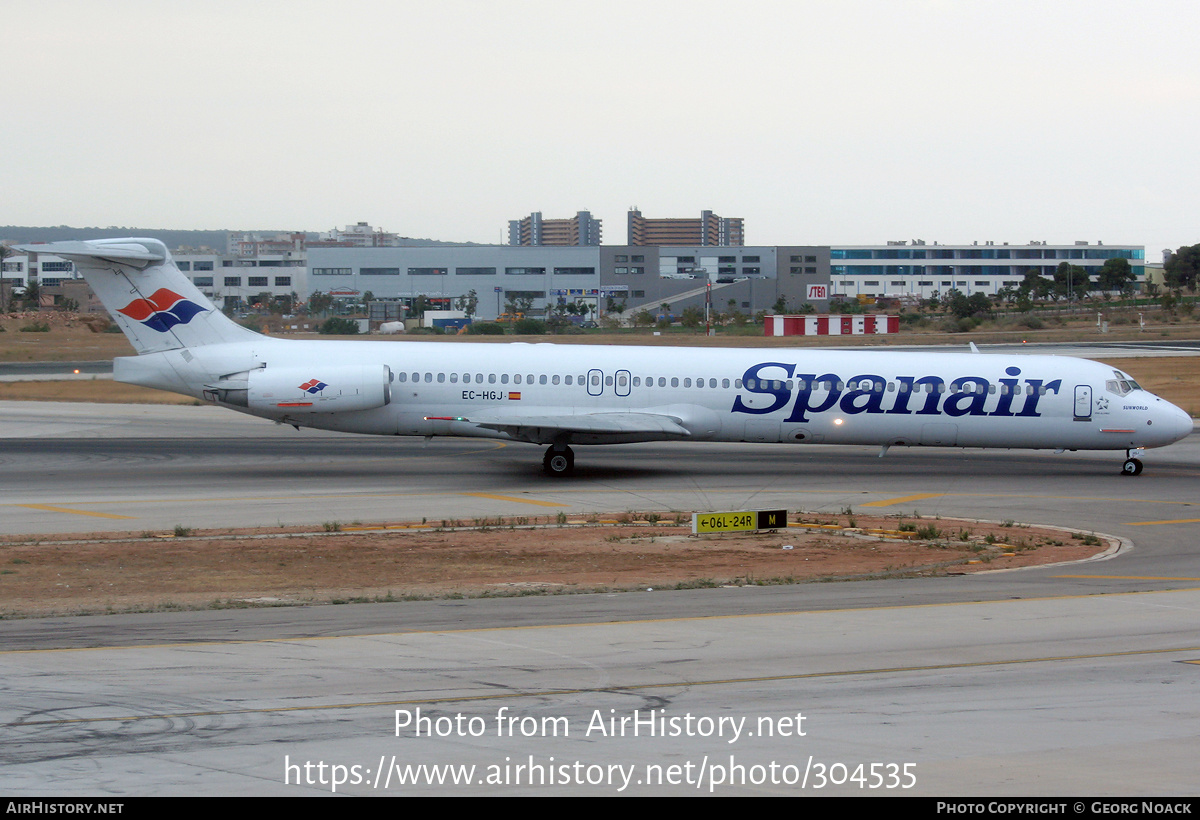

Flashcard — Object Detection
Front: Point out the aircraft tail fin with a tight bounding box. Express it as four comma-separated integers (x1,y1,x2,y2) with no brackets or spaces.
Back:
15,238,259,354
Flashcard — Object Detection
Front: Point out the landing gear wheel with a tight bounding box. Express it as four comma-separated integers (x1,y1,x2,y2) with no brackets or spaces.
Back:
1121,458,1143,476
543,445,575,477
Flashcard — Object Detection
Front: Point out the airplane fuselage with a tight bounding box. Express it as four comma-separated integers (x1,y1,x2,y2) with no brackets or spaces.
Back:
22,237,1190,477
115,337,1192,454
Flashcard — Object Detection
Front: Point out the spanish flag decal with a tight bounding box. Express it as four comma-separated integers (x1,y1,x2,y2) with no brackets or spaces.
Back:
508,392,521,400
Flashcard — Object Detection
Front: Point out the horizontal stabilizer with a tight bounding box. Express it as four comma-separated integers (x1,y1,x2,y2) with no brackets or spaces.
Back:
15,239,166,267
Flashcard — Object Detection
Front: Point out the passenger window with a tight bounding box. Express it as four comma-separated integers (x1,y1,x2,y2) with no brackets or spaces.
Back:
659,377,667,387
450,373,458,383
684,378,692,388
721,379,729,388
489,374,496,384
605,376,613,386
565,375,572,385
424,373,432,383
540,375,547,385
671,378,679,387
437,373,445,383
552,375,560,385
501,374,509,384
398,372,408,383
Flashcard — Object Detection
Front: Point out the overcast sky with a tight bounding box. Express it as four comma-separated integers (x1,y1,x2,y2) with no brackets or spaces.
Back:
3,0,1197,258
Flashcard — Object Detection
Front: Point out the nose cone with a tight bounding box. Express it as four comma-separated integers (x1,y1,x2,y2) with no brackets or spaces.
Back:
1169,403,1194,443
1150,396,1194,446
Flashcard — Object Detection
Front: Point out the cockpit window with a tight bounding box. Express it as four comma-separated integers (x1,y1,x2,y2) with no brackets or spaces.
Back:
1106,379,1140,396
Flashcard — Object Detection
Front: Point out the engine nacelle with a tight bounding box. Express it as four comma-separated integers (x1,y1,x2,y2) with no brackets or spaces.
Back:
242,365,391,413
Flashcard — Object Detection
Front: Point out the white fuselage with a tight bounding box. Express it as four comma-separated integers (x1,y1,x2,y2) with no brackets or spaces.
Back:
115,337,1194,453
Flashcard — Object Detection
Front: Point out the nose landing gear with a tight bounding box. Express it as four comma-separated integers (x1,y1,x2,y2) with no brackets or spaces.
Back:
1122,448,1144,476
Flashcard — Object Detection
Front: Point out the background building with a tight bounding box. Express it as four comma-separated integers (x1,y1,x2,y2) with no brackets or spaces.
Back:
305,243,830,321
627,209,744,246
507,211,602,246
829,240,1145,300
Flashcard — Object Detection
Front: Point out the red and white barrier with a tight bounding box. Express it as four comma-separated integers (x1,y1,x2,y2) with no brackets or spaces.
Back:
764,314,899,336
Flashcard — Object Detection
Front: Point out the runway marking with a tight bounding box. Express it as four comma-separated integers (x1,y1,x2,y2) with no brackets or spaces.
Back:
460,493,568,508
9,643,1200,728
1055,574,1200,581
861,493,944,508
15,504,136,520
1123,518,1200,526
7,586,1199,657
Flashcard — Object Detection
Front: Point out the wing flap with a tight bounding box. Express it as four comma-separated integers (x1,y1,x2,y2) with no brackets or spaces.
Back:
454,411,691,439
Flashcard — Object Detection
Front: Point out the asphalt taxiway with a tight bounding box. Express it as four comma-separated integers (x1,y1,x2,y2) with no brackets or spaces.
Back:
2,398,1199,795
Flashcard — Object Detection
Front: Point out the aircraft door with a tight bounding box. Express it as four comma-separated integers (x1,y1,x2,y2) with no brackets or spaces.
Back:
1074,385,1092,420
587,369,604,397
615,369,630,397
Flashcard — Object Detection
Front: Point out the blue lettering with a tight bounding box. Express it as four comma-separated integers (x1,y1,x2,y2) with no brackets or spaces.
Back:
839,375,887,415
991,367,1022,417
943,377,991,417
731,362,795,416
785,373,842,423
885,376,917,415
1016,378,1061,417
913,376,945,415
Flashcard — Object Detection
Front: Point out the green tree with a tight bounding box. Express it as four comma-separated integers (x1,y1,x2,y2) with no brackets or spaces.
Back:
22,279,41,309
512,317,547,335
410,294,434,319
454,289,478,318
318,316,359,335
628,309,654,327
679,305,704,328
1164,244,1200,292
306,291,333,316
1097,257,1136,294
1053,262,1090,301
1019,270,1053,301
503,295,535,317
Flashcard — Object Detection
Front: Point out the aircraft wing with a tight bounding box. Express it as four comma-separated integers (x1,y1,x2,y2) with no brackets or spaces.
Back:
452,410,692,441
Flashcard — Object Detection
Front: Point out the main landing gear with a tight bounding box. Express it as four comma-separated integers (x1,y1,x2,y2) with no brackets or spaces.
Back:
1122,448,1144,477
543,444,575,477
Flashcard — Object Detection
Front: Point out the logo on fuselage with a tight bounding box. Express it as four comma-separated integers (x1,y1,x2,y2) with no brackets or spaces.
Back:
299,379,328,394
731,362,1063,421
117,288,206,332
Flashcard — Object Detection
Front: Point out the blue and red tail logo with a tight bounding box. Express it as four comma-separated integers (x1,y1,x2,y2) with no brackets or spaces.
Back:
117,288,206,332
299,379,328,394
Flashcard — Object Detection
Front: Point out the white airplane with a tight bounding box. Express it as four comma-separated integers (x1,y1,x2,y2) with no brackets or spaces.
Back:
21,238,1193,477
